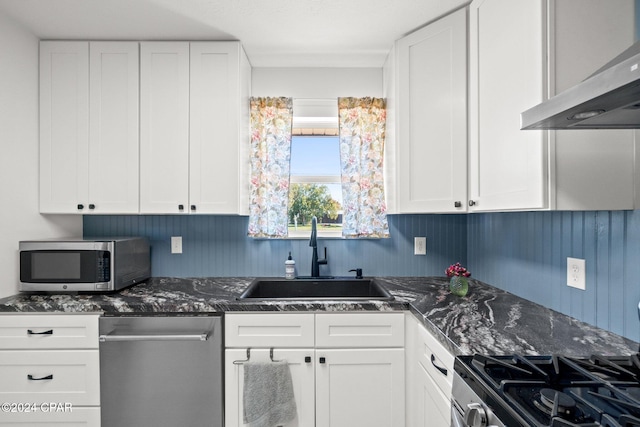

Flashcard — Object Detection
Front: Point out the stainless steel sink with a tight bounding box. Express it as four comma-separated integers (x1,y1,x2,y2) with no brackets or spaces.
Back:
238,277,394,301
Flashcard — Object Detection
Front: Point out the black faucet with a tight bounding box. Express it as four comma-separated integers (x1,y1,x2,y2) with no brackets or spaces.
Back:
310,216,327,277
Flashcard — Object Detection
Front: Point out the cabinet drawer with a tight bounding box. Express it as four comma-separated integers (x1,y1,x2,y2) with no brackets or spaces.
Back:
315,313,404,348
225,313,315,348
0,314,100,350
0,350,100,405
0,406,100,426
416,321,454,395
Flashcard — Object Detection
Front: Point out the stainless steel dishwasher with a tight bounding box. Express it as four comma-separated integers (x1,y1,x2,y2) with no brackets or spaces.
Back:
99,314,223,427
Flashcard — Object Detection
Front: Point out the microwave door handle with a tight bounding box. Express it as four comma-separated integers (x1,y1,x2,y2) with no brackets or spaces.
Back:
99,333,209,342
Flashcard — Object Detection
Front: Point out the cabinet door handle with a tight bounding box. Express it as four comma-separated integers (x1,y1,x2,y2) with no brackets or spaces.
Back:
305,356,312,363
319,357,326,364
468,200,476,207
28,374,53,381
454,201,462,208
178,204,184,211
77,204,84,210
431,354,448,376
89,204,96,210
27,329,53,335
190,205,196,211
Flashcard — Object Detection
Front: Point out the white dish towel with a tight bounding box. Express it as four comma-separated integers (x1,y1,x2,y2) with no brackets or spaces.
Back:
243,361,297,427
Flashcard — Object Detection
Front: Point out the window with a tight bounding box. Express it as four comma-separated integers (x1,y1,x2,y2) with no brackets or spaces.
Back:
288,135,343,238
248,96,389,239
287,99,342,238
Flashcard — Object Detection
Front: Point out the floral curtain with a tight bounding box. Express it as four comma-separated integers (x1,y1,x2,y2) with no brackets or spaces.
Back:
248,97,293,238
338,97,390,238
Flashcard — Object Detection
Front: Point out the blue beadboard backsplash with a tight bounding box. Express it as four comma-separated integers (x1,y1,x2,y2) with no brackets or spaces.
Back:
84,214,467,279
84,211,640,342
468,210,640,344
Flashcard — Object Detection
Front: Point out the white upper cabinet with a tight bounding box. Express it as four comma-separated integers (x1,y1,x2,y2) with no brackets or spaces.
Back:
189,42,251,215
468,0,547,211
40,41,89,214
468,0,637,212
89,42,140,213
139,42,190,214
386,0,637,214
140,41,251,214
40,41,139,214
389,8,468,213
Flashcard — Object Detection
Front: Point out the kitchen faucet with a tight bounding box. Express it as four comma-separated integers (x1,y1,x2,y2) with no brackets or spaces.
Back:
309,216,327,277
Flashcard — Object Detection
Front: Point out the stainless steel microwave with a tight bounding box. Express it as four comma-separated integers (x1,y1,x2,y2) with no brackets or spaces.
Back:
19,237,150,292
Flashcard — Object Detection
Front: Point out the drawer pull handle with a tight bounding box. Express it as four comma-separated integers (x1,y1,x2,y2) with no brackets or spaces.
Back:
27,329,53,335
319,357,326,364
431,354,448,376
28,374,53,381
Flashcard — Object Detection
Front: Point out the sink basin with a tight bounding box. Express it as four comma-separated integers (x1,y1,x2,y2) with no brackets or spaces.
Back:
238,277,394,301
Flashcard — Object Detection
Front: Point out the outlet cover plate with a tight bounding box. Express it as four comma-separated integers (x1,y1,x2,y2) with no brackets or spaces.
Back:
171,236,182,254
414,237,426,255
567,257,586,290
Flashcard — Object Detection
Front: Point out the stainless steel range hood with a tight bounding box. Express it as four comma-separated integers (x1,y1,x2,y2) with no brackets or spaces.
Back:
521,41,640,130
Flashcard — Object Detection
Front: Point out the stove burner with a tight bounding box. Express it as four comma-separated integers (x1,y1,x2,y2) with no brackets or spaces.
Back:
456,354,640,426
533,388,577,418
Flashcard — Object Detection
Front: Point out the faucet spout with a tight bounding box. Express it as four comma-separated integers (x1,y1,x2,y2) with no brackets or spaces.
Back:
310,217,327,277
310,217,317,249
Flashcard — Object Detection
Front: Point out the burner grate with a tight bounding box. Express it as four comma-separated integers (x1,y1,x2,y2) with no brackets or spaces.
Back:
458,354,640,427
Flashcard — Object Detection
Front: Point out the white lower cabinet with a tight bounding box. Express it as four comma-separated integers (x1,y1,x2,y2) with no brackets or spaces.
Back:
406,314,454,427
225,348,316,427
0,314,101,427
225,312,405,427
316,348,405,427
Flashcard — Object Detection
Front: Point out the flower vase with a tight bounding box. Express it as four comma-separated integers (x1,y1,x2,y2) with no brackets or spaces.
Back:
449,276,469,297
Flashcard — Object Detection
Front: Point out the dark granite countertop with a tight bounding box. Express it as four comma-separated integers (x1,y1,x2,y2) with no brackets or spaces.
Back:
0,276,637,357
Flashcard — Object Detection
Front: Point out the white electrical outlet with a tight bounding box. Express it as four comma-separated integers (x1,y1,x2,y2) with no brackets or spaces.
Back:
171,236,183,254
414,237,426,255
567,257,585,290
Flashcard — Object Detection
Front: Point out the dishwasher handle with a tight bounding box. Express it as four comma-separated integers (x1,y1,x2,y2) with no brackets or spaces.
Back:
99,332,210,342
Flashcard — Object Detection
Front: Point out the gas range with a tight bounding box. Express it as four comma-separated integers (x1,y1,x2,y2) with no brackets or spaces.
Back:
452,354,640,427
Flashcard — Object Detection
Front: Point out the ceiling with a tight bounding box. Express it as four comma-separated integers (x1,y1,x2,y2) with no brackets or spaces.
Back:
0,0,468,67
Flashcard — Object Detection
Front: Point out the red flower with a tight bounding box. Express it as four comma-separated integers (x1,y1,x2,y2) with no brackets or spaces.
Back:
445,262,471,277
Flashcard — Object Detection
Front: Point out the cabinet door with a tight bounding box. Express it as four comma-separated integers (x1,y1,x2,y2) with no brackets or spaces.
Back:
407,314,453,427
396,8,468,213
316,348,405,427
89,42,139,213
39,41,89,213
469,0,547,211
140,42,190,213
414,362,450,427
224,348,315,427
190,42,250,214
